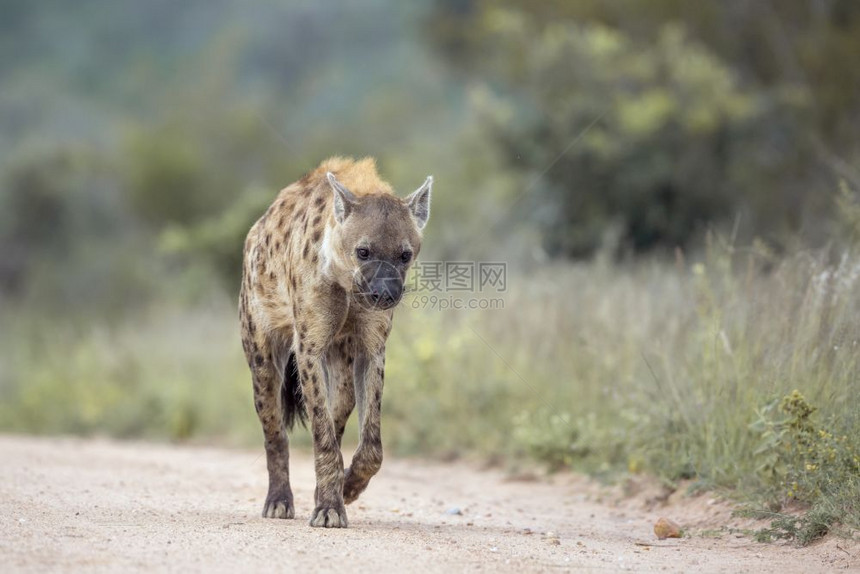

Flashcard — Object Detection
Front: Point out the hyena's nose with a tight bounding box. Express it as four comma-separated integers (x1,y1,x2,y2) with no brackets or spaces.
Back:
370,280,402,307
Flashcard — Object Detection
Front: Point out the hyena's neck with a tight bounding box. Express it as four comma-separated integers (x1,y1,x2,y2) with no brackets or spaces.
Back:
319,222,352,290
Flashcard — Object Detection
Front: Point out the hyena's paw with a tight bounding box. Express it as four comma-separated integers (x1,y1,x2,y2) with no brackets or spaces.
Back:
262,488,295,519
309,502,348,528
342,468,370,505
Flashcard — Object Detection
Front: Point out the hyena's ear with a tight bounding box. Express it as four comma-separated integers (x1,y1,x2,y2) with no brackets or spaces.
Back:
327,172,358,224
406,176,432,230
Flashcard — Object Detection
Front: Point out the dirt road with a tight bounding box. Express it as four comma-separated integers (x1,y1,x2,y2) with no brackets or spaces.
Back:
0,435,855,572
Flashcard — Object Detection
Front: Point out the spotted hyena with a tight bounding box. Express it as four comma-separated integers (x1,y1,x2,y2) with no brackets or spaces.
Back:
239,157,431,528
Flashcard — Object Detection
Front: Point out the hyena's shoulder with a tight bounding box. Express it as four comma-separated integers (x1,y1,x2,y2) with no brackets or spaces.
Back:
243,155,395,288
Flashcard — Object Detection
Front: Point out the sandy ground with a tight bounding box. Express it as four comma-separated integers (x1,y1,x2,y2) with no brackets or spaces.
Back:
0,435,856,573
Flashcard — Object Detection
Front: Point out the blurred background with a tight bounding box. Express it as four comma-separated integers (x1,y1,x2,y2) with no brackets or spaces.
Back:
1,0,859,542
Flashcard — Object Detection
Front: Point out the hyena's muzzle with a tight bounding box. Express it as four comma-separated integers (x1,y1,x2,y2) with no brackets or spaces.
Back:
354,260,404,310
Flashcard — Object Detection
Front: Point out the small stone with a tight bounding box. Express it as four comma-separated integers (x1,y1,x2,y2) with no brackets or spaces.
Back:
653,517,682,540
543,531,561,545
446,507,462,516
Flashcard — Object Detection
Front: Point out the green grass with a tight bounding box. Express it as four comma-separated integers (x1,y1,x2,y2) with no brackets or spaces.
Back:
0,300,260,445
1,239,858,544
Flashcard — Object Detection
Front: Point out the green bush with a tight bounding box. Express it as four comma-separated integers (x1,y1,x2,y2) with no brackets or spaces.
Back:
750,390,860,544
470,17,808,256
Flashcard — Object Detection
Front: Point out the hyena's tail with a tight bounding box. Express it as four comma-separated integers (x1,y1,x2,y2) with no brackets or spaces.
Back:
282,351,307,430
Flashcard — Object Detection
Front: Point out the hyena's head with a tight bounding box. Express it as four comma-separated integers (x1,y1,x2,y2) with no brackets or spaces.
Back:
325,171,431,310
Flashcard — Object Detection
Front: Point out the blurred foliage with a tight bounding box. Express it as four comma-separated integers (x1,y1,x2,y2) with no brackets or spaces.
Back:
0,302,259,443
429,0,860,255
0,144,160,312
2,0,859,299
431,0,860,145
469,19,809,255
0,0,514,297
159,185,272,289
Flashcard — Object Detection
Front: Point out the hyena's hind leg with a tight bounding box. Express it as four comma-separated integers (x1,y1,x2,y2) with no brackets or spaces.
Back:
248,334,297,519
326,336,357,447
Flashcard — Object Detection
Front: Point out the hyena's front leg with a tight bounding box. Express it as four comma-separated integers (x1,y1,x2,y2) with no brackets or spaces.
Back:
251,348,295,519
296,346,348,528
343,349,385,504
327,337,357,448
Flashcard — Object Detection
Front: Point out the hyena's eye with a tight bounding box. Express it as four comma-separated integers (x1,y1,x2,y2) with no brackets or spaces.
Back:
356,247,371,260
400,251,412,264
